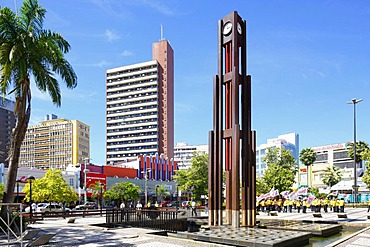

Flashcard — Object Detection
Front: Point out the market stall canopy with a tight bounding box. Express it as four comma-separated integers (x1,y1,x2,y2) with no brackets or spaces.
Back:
331,180,367,191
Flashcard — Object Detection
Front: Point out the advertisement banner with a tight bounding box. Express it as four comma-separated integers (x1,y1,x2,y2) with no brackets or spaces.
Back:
86,173,106,197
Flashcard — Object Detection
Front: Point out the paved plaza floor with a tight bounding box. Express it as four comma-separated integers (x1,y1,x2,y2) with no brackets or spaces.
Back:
1,207,370,246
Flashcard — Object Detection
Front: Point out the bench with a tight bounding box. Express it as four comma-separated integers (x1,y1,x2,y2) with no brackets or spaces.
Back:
20,229,41,240
268,211,278,216
26,233,55,247
67,218,76,223
313,213,322,218
27,217,43,224
337,214,347,218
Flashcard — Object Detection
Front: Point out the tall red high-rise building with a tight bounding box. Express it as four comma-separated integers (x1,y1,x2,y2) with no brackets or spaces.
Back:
106,40,174,165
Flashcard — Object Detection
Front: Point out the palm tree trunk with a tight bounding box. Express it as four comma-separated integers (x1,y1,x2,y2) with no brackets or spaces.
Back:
1,80,31,220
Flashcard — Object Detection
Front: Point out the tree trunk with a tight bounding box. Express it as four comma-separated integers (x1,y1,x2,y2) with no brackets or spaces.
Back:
1,80,31,220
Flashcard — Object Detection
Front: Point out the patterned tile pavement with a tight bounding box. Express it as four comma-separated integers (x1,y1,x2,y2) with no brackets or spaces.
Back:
1,207,370,246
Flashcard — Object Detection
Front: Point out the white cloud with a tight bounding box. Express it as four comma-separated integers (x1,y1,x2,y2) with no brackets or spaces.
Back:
140,0,177,16
30,82,51,101
121,50,134,57
175,102,194,113
105,29,120,42
74,60,111,68
95,60,111,67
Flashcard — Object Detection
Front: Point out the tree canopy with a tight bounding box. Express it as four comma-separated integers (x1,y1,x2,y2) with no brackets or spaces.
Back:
299,148,316,167
347,141,369,164
22,169,78,203
262,147,297,192
103,182,141,203
321,165,343,188
256,176,269,195
174,152,208,200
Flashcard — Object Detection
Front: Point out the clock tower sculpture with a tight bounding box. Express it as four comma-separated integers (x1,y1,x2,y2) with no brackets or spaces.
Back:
208,11,256,228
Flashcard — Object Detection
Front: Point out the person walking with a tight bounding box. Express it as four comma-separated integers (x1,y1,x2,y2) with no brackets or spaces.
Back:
323,198,329,213
339,198,345,213
136,200,143,219
367,199,370,212
191,200,197,216
296,199,301,213
302,198,308,214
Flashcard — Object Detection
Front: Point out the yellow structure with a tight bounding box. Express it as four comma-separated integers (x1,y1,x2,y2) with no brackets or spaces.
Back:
19,117,90,169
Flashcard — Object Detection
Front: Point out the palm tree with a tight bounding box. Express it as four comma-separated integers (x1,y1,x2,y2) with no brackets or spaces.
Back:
0,0,77,213
90,182,104,208
347,141,369,165
156,184,170,203
299,148,317,187
322,165,343,190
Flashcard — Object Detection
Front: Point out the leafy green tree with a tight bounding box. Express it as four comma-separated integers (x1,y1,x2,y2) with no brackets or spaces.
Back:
0,0,77,210
103,182,141,205
174,152,208,200
263,163,295,193
22,169,78,203
264,147,297,173
347,141,369,164
309,187,320,198
262,147,296,192
256,176,269,195
321,165,343,189
299,148,316,187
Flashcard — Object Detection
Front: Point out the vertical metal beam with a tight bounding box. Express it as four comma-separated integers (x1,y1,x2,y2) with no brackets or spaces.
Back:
208,130,214,225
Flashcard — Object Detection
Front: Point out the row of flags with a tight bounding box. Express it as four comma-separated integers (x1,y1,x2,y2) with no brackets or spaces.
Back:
257,187,338,203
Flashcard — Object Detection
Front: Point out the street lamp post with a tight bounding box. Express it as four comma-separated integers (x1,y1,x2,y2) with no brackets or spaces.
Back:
141,169,151,206
27,176,35,218
156,185,159,202
84,168,90,204
176,184,179,209
347,98,363,205
99,182,103,215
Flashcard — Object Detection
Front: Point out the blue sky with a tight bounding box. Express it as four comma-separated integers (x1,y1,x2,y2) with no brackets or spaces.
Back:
3,0,370,165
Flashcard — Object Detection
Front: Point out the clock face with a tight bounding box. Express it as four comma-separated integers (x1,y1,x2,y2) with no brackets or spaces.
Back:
223,22,232,35
237,23,242,34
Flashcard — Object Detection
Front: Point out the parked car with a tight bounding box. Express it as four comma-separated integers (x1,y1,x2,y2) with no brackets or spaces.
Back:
181,201,191,208
74,202,98,210
35,203,71,214
167,201,180,207
24,203,47,213
160,200,171,207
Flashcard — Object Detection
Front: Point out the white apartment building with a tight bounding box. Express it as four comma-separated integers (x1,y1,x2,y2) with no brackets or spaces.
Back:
256,133,299,176
106,60,159,163
174,142,208,170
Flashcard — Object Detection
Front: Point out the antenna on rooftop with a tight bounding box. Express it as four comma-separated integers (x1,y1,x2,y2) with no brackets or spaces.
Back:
160,24,164,41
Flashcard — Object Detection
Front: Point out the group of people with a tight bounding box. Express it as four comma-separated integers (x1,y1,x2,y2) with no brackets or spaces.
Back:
119,201,160,210
257,197,346,214
118,200,200,217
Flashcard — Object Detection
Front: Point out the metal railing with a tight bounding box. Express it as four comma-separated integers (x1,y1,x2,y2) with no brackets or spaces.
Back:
0,203,24,246
106,207,184,232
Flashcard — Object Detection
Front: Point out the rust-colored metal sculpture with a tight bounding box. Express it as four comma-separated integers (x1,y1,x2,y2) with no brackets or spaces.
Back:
208,11,256,228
